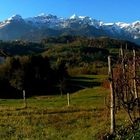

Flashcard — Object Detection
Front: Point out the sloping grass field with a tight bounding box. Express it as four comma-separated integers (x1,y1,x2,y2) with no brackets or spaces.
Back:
0,75,138,139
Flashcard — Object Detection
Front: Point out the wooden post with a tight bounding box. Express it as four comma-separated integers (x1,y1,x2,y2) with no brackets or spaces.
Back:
120,45,123,57
120,46,125,75
67,93,70,106
133,49,138,99
108,56,115,134
133,49,140,118
120,46,128,102
23,90,27,108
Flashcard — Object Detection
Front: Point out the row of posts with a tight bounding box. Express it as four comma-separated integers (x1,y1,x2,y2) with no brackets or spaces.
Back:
22,91,70,108
108,46,138,134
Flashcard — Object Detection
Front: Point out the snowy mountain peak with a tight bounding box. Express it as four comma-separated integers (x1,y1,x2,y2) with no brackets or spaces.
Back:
70,14,79,19
25,13,61,28
35,13,57,19
132,21,140,27
69,14,91,20
116,22,130,28
37,13,47,17
7,14,23,21
105,22,115,25
0,14,23,29
79,16,86,19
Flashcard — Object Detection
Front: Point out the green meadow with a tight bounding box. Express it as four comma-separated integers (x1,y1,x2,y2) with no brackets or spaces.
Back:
0,74,138,140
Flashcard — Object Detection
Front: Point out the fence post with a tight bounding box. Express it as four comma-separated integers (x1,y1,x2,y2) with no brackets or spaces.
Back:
67,93,70,106
23,90,27,108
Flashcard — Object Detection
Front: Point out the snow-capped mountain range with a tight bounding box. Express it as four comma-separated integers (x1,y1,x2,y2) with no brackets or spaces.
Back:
0,13,140,44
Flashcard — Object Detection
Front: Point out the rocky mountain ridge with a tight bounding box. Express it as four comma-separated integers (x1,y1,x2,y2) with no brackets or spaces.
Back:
0,14,140,44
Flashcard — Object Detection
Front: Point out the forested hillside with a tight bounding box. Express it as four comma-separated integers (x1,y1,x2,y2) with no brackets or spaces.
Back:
0,36,139,98
0,40,44,55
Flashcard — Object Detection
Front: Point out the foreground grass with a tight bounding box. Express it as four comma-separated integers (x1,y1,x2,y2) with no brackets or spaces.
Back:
0,87,111,140
0,75,136,139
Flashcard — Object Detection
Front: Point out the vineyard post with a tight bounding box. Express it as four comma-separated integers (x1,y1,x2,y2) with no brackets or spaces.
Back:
120,46,128,101
120,46,125,75
133,49,138,99
133,49,140,118
108,56,115,134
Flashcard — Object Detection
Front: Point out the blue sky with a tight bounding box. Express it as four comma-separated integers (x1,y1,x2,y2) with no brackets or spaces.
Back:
0,0,140,23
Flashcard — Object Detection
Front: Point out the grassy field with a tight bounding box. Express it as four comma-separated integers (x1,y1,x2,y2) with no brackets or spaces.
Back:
0,75,137,140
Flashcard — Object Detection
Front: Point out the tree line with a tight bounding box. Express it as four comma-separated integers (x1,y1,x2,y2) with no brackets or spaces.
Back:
0,55,68,98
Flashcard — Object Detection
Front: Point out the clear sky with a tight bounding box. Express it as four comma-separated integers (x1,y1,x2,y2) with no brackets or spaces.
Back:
0,0,140,23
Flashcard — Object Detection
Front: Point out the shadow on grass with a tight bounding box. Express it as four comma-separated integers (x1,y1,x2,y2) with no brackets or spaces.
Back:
70,76,96,80
66,77,101,93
